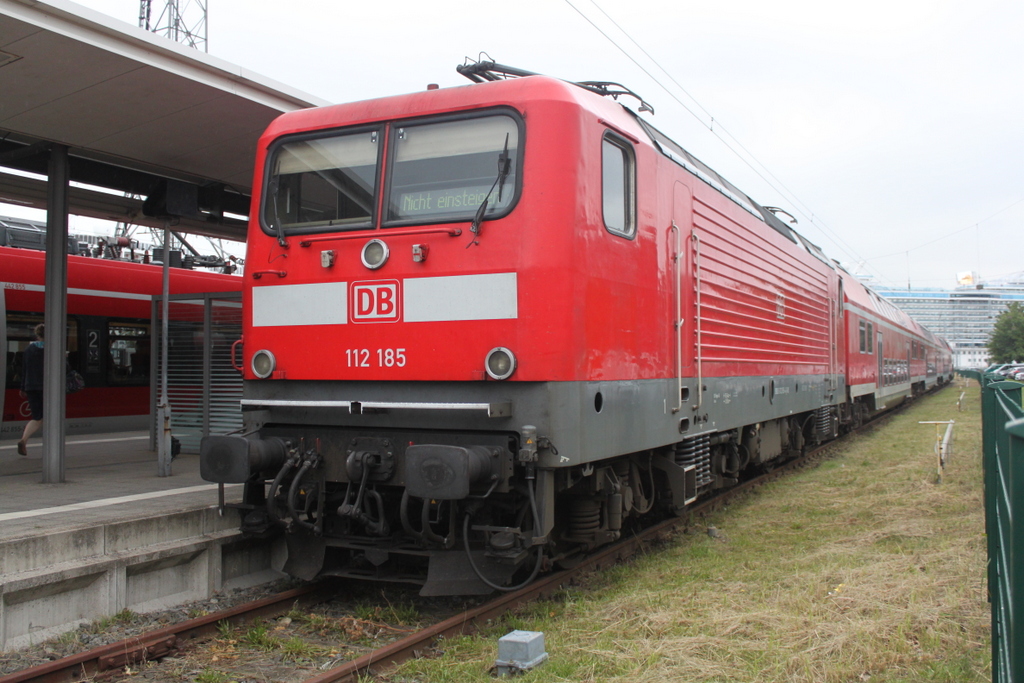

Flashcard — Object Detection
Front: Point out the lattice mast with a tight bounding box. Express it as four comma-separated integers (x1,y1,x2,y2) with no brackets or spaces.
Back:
125,1,209,249
138,0,208,53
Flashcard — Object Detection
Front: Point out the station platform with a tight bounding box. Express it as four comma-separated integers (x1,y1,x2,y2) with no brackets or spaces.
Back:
0,432,235,540
0,433,281,651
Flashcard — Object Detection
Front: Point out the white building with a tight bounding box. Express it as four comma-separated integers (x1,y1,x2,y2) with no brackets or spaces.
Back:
875,272,1024,369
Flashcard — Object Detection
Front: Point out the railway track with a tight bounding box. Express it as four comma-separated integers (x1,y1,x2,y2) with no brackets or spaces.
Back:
0,407,903,683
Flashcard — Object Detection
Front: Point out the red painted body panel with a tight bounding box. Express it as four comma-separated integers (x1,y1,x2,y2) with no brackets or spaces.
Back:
245,80,649,382
690,192,833,377
3,385,147,421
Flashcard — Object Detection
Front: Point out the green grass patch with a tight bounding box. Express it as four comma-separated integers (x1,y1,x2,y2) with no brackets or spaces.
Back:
352,598,421,626
85,608,137,634
241,621,276,651
194,669,231,683
215,619,233,639
279,636,332,662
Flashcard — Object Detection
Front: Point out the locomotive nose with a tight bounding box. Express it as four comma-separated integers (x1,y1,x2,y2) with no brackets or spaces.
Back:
200,435,290,483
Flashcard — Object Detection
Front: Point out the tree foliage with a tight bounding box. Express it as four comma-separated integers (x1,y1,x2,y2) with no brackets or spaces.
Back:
989,301,1024,363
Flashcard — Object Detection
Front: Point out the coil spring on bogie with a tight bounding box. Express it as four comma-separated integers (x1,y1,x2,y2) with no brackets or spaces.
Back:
814,406,834,440
567,498,602,536
674,434,712,490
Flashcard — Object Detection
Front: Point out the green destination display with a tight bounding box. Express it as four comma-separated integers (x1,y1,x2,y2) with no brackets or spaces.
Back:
398,185,507,216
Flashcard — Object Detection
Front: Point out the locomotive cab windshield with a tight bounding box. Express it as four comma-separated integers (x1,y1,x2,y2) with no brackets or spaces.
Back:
261,111,522,237
263,127,381,233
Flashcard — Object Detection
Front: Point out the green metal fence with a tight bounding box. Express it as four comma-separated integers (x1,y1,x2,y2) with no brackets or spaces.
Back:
965,369,1024,683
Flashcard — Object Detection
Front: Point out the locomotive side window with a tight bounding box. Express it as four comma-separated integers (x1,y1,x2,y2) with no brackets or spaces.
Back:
262,128,381,234
602,134,636,238
385,114,520,225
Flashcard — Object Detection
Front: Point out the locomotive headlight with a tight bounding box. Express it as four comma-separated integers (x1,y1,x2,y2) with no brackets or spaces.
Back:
252,349,276,379
485,347,516,380
361,239,389,269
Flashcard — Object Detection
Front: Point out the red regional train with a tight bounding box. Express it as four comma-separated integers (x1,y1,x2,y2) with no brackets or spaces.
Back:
1,245,241,439
200,62,953,595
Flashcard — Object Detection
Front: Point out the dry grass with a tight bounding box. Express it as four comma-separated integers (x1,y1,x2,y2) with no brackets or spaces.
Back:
392,382,989,682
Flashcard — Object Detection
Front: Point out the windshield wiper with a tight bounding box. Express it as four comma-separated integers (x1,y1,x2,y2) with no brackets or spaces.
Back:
269,178,289,248
468,134,512,248
496,133,512,202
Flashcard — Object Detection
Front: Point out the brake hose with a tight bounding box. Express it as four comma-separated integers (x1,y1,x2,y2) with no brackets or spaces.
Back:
462,477,544,592
266,456,297,526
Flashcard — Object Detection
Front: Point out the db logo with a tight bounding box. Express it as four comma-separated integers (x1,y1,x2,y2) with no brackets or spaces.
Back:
350,280,401,323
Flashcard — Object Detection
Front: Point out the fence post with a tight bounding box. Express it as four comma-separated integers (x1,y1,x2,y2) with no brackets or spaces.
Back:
919,420,954,483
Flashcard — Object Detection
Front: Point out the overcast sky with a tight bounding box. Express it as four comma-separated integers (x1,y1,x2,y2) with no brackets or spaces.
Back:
12,0,1024,289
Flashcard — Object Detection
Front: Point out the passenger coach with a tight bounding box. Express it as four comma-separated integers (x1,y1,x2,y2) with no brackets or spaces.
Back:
2,245,241,438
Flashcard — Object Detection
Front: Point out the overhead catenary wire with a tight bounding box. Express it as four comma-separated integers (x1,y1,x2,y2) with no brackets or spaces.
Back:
562,0,891,284
865,196,1024,262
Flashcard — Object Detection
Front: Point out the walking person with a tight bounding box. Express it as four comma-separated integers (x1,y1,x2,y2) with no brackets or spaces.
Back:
17,323,45,456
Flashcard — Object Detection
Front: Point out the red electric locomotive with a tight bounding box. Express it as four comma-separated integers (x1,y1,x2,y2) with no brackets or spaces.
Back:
201,63,951,594
2,245,241,438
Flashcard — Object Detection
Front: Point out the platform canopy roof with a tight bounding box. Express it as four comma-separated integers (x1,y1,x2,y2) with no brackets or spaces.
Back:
0,0,330,240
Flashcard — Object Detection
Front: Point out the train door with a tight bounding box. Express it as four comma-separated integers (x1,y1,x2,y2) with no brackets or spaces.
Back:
877,331,884,388
906,341,913,384
670,181,694,412
828,272,841,393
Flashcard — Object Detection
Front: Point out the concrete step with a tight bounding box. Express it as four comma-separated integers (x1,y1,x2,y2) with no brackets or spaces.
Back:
0,505,283,650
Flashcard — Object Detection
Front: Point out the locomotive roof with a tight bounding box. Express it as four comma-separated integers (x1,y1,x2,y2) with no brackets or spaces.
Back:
261,71,830,268
260,74,611,141
452,60,826,263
